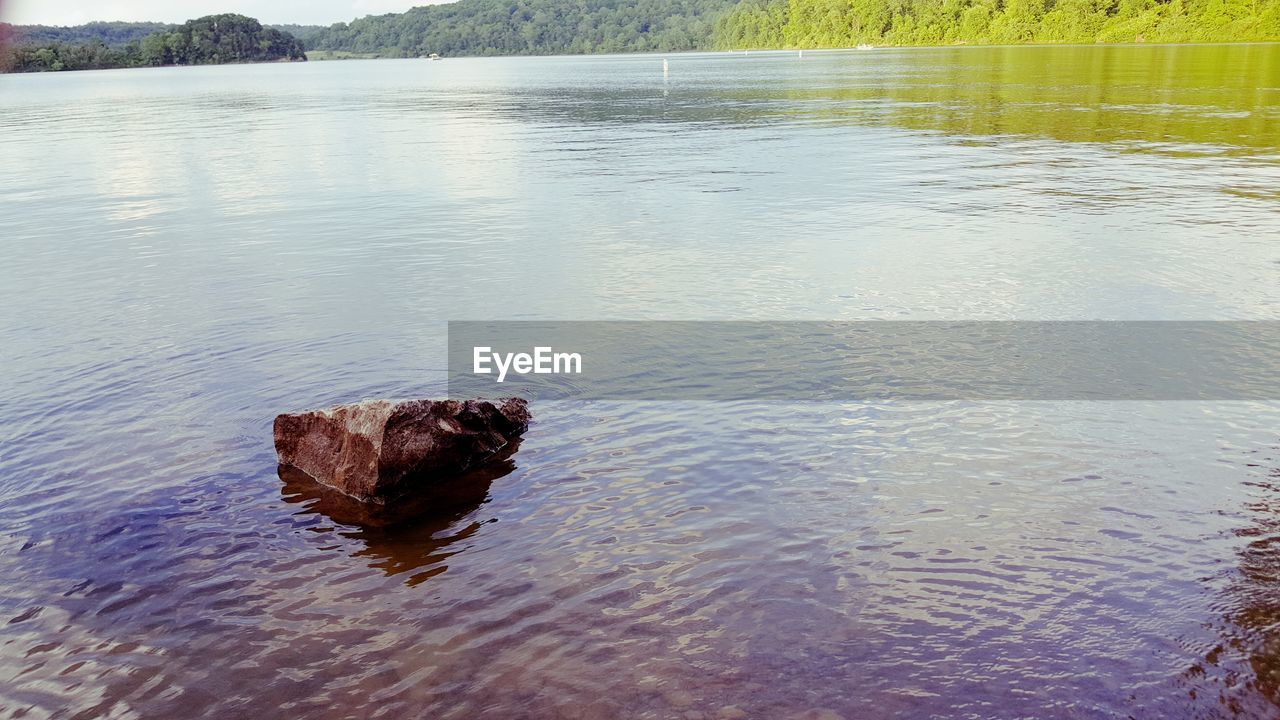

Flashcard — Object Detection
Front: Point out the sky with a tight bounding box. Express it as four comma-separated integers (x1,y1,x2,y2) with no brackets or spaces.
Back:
1,0,443,26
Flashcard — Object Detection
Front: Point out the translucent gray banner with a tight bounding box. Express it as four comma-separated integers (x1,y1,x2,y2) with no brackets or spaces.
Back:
447,321,1280,401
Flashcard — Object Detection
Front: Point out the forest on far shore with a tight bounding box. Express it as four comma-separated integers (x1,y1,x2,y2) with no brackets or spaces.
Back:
1,14,305,72
713,0,1280,48
4,0,1278,73
298,0,1280,55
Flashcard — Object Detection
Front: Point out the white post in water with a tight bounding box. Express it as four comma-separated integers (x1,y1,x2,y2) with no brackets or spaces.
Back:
663,58,669,79
798,49,803,59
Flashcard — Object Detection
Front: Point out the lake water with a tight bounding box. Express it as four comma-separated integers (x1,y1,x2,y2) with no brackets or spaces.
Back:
2,45,1280,718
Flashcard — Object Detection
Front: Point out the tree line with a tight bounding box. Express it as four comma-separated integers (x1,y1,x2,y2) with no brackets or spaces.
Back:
3,0,1277,73
8,21,172,46
303,0,736,56
2,14,305,72
713,0,1280,48
235,0,1280,56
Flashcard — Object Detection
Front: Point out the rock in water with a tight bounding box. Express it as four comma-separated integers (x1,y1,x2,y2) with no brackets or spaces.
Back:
273,398,529,502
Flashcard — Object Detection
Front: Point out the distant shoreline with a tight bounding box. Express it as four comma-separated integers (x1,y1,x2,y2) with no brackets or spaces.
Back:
6,39,1277,75
307,39,1280,62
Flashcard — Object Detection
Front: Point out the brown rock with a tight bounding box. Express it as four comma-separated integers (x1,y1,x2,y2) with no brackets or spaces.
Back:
273,398,529,502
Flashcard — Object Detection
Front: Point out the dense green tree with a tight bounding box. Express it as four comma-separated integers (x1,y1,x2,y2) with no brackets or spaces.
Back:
2,14,305,72
713,0,1280,44
305,0,736,56
3,0,1276,74
2,21,172,46
267,24,327,44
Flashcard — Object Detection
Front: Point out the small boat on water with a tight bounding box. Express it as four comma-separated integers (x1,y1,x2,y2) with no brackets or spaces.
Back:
420,53,442,60
856,44,875,50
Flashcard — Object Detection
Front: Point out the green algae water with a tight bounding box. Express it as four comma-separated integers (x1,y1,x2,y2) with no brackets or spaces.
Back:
2,44,1280,718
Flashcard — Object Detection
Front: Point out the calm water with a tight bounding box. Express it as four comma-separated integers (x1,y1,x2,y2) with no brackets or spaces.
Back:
3,45,1280,719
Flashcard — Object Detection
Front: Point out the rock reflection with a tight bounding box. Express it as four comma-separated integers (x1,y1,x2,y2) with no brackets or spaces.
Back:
278,445,520,586
1192,452,1280,717
1227,471,1280,707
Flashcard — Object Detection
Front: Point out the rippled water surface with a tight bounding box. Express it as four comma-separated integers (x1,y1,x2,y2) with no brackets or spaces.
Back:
3,45,1280,719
